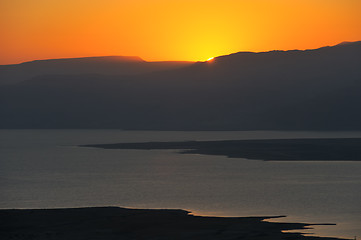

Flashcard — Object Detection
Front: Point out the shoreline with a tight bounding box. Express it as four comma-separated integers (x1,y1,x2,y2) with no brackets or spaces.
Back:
81,138,361,161
0,207,349,240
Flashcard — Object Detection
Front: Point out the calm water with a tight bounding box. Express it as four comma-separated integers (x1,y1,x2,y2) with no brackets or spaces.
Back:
1,130,361,239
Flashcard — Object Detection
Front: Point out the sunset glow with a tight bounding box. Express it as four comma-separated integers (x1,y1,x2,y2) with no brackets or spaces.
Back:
1,0,361,64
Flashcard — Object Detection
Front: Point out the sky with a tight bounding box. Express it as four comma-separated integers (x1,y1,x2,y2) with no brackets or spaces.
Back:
1,0,361,64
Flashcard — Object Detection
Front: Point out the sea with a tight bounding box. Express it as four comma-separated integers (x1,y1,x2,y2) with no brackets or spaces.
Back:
1,130,360,239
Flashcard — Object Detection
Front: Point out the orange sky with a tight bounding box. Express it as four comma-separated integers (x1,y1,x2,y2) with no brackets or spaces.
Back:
1,0,361,64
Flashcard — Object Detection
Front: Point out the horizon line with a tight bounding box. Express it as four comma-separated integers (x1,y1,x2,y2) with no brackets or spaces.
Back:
2,40,360,66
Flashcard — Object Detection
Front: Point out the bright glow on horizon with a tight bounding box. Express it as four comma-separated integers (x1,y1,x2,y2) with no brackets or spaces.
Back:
0,0,361,64
207,57,215,62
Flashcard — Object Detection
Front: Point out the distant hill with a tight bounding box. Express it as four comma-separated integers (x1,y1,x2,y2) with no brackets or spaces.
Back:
0,56,193,85
0,41,360,130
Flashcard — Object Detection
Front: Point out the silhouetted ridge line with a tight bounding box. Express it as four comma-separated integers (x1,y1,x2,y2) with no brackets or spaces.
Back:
212,41,361,61
0,41,361,130
0,56,194,85
21,55,145,64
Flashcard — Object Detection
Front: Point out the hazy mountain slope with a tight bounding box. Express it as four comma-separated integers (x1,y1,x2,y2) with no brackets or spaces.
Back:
0,42,360,130
0,56,193,85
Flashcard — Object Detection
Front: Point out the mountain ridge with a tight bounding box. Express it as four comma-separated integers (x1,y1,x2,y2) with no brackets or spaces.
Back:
0,56,194,85
0,41,360,130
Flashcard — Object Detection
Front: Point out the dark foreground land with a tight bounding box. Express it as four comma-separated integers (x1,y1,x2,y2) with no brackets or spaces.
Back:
82,138,361,161
0,207,348,240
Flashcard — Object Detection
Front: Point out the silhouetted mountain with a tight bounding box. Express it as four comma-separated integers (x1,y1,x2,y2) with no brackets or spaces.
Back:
0,56,193,85
0,41,360,130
